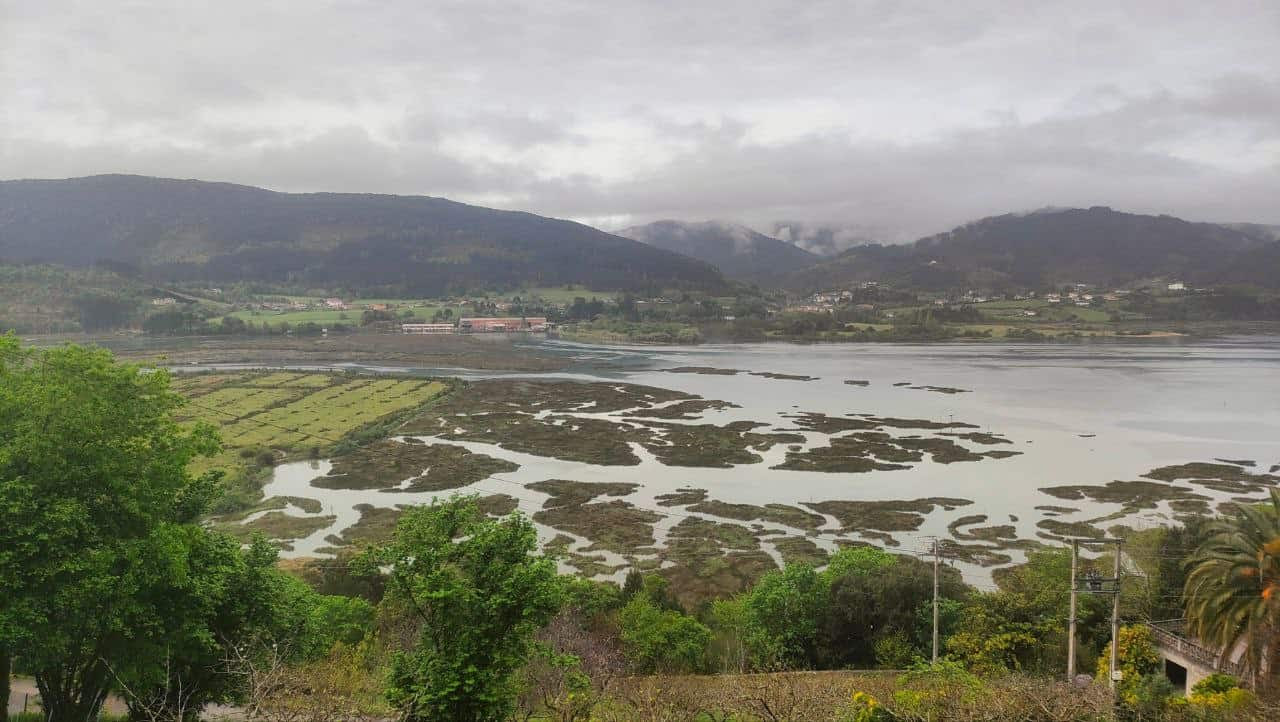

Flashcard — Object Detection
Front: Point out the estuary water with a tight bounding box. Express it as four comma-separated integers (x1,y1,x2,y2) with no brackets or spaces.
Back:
255,336,1280,581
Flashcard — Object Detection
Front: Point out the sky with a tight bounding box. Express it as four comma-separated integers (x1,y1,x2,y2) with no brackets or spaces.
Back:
3,1,1278,249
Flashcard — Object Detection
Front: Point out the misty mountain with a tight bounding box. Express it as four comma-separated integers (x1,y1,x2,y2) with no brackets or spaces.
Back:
617,220,817,283
0,175,726,295
785,206,1279,292
1224,222,1280,243
769,221,882,256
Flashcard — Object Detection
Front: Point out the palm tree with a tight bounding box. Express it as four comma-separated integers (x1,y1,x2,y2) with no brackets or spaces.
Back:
1184,489,1280,686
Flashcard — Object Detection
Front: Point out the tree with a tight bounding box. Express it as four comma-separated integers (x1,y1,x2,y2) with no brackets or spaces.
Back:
355,496,562,722
740,563,828,669
1185,490,1280,685
220,315,248,334
72,292,139,331
616,594,710,674
823,555,966,668
0,338,222,721
110,535,366,721
947,549,1105,676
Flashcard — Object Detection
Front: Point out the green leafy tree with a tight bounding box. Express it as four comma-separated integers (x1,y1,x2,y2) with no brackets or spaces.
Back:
356,496,561,722
728,546,900,671
823,555,966,668
616,593,711,674
1185,490,1280,685
740,563,828,669
112,535,364,720
0,338,222,721
947,549,1104,675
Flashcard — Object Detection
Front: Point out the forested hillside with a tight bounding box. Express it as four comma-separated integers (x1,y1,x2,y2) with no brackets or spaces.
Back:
0,175,727,295
786,207,1280,292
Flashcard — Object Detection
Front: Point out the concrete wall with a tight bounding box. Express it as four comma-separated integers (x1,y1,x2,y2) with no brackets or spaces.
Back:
1157,647,1216,692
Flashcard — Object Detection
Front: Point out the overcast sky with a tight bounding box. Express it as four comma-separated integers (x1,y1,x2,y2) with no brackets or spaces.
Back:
3,1,1278,247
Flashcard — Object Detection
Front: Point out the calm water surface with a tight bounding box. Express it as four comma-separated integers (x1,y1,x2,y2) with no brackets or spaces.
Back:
255,337,1280,581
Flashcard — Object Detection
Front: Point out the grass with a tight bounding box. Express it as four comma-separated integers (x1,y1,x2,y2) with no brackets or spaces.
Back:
685,499,825,530
176,371,450,513
315,439,518,492
804,498,974,535
533,500,663,554
213,511,336,545
525,479,641,508
220,379,447,449
774,536,830,566
222,304,448,328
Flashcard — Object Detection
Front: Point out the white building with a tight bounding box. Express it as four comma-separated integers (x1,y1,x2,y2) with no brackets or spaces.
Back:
402,323,455,335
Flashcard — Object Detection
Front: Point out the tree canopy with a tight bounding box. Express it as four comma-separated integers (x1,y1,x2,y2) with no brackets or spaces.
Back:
356,495,562,722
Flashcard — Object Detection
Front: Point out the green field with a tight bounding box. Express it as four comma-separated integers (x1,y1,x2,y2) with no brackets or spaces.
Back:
171,371,449,513
222,305,449,328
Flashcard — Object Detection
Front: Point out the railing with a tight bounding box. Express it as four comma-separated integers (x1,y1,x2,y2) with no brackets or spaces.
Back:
1145,619,1247,679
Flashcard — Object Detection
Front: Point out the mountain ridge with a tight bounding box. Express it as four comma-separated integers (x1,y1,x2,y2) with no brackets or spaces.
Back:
0,174,727,295
783,206,1279,292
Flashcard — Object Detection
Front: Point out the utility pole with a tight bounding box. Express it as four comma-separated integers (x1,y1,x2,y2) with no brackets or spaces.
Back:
1067,539,1079,680
1110,539,1123,692
932,538,941,663
1066,537,1124,688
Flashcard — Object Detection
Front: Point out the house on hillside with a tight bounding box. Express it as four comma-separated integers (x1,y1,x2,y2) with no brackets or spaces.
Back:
325,298,347,309
151,297,176,306
1167,282,1186,291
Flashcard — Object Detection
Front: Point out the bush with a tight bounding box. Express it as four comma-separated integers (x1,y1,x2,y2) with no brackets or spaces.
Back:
1190,673,1238,696
617,594,711,674
843,691,895,722
890,660,986,719
1097,625,1161,704
873,631,918,670
1127,674,1175,718
1188,673,1255,718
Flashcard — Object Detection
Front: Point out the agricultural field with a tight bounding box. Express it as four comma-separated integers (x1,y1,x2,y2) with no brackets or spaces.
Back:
171,371,450,513
220,299,454,329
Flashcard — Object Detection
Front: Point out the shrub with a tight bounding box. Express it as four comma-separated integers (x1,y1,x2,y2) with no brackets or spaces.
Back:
873,631,918,670
844,691,895,722
1188,674,1255,718
1096,625,1160,703
1190,673,1238,696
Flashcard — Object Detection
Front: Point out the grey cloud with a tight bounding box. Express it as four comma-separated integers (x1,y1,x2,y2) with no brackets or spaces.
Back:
3,0,1279,246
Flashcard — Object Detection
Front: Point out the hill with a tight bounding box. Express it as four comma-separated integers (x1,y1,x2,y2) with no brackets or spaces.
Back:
617,220,817,283
0,175,726,295
785,206,1279,292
